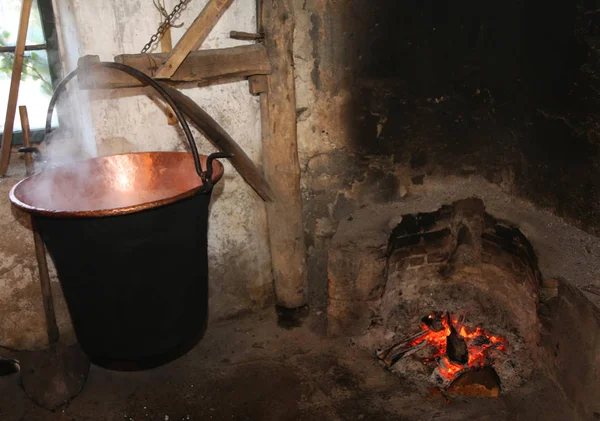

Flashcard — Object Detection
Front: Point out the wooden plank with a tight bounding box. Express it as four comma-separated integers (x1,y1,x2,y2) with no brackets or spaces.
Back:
0,0,33,176
78,45,270,89
161,84,275,202
154,0,235,79
260,0,308,308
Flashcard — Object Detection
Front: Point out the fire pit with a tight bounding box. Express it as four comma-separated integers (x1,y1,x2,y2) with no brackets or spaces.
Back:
329,198,541,395
377,311,506,391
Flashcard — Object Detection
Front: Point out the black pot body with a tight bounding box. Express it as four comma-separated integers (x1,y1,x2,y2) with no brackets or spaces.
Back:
34,192,211,370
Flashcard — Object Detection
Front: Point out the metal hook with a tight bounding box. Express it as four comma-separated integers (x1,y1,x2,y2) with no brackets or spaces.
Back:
199,152,233,193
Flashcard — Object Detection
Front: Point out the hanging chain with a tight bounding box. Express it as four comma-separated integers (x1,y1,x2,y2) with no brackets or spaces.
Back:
140,0,190,54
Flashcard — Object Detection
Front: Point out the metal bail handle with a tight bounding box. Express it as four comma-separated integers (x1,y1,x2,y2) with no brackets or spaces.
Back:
41,62,232,192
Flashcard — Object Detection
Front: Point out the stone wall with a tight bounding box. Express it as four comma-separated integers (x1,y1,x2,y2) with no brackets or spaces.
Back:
292,0,600,316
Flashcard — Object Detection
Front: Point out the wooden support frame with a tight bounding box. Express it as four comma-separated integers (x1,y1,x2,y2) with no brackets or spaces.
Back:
75,0,308,309
154,0,235,79
78,45,270,90
162,85,275,202
0,0,33,176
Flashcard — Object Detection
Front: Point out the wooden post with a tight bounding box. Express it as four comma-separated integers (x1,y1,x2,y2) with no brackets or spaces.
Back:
260,0,308,308
0,0,33,175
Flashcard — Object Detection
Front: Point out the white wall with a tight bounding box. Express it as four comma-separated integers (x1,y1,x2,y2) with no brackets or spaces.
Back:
53,0,272,318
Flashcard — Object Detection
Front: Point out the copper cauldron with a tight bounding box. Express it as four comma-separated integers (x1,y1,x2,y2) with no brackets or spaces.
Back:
9,63,230,370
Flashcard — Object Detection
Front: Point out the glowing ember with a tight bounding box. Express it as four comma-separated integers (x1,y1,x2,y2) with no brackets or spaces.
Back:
409,312,505,381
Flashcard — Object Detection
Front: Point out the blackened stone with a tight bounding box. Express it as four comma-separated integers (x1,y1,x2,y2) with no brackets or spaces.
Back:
428,251,450,263
0,359,19,376
389,248,410,264
410,151,428,168
411,174,425,185
409,256,425,267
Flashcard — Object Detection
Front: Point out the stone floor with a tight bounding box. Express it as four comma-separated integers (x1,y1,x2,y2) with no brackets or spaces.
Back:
0,309,585,421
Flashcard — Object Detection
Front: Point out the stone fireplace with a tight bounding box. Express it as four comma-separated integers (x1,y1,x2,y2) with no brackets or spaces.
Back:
329,198,539,391
291,0,600,417
325,196,599,414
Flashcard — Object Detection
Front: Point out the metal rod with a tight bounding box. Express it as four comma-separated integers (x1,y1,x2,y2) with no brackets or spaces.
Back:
19,105,59,343
32,218,60,345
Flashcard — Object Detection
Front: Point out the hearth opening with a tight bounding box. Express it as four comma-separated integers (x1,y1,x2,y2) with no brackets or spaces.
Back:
329,198,549,399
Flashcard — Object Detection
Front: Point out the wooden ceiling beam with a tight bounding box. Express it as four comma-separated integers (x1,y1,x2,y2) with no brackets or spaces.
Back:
77,45,270,90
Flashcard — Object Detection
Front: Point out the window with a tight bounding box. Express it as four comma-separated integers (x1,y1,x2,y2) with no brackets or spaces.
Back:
0,0,60,144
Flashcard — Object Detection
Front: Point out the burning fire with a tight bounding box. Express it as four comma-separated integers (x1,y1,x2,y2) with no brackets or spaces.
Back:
409,312,505,381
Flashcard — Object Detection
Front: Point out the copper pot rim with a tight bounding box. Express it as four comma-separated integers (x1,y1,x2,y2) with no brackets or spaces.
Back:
9,151,224,219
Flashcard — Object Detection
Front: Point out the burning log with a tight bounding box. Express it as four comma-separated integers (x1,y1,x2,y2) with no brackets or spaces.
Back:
376,330,429,367
377,311,506,385
421,312,445,331
383,340,428,367
434,355,468,380
446,366,501,398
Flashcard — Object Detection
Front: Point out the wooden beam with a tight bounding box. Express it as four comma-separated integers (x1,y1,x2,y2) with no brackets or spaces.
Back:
78,45,270,89
260,0,308,308
154,0,235,79
248,75,267,96
0,0,33,176
160,26,173,54
162,85,275,202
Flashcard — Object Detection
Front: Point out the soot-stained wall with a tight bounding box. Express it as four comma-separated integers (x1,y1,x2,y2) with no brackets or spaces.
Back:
294,0,600,311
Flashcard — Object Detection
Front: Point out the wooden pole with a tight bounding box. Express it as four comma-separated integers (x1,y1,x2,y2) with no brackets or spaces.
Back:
162,84,275,202
0,0,33,176
260,0,308,308
18,106,33,176
160,26,178,125
19,104,59,343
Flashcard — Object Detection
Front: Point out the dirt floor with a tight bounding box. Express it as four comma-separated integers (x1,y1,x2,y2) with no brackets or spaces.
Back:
0,308,584,421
